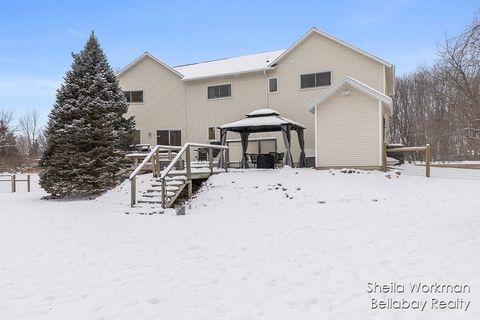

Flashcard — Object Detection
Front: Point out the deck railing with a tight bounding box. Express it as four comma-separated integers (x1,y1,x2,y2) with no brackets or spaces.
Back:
129,143,229,207
129,145,182,206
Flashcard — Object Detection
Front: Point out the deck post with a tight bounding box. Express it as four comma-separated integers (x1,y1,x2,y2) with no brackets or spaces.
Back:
168,150,172,161
208,147,213,175
27,174,31,192
130,176,136,207
155,149,160,177
12,174,16,193
161,178,166,209
425,144,431,178
186,146,192,197
225,149,229,172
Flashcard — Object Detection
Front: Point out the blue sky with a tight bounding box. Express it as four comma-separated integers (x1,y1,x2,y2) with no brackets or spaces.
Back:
0,0,478,126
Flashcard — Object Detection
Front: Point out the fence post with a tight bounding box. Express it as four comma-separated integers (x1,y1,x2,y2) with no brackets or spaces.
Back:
208,147,213,175
27,174,31,192
425,144,431,178
130,176,136,207
12,174,16,193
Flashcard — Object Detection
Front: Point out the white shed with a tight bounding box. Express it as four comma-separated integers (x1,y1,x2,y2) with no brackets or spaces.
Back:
306,77,392,170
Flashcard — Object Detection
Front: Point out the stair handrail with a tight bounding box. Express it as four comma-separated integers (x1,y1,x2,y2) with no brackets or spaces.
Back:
159,143,229,209
159,143,229,180
129,145,181,180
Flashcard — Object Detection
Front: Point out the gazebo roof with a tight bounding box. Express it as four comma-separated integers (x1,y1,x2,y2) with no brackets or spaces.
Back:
220,108,306,133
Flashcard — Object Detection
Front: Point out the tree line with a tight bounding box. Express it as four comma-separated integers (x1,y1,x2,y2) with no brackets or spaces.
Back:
0,109,45,171
391,11,480,161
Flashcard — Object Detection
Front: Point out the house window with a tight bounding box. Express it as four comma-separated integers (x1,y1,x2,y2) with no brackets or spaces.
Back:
300,72,331,89
207,84,231,99
268,78,278,93
131,130,141,145
208,127,217,140
156,130,181,146
123,91,144,103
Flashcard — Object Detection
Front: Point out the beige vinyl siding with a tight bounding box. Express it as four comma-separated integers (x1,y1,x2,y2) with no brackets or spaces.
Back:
265,31,386,158
184,72,267,142
119,31,390,167
315,85,380,168
118,56,186,146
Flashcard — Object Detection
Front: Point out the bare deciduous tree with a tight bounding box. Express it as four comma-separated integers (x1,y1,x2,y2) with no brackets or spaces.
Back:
392,11,480,161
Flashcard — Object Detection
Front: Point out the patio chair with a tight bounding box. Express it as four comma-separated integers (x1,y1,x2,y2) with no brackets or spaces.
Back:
197,148,208,161
248,153,258,168
270,152,285,168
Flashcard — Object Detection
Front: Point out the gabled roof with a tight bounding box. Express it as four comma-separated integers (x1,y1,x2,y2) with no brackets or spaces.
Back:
306,76,393,113
268,27,393,68
118,27,393,81
174,49,285,81
221,108,306,132
117,52,183,78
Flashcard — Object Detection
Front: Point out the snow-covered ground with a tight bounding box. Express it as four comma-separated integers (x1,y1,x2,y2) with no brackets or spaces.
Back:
1,168,479,319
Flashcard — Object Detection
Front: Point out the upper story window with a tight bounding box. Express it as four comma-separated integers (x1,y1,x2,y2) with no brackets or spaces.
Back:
268,78,278,93
207,84,231,99
124,91,143,103
208,127,217,140
300,72,331,89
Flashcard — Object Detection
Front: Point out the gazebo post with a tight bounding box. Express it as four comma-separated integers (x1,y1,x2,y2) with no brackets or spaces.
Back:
218,128,228,169
239,131,250,169
297,128,306,168
281,124,294,168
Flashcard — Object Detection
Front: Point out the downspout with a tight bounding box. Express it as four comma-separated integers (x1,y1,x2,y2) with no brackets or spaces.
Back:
263,70,269,107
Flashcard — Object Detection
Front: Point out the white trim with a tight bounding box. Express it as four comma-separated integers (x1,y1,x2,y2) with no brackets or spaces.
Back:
180,67,276,81
269,27,393,68
305,76,393,113
299,70,332,91
206,83,233,100
117,52,183,78
268,77,278,94
378,101,383,166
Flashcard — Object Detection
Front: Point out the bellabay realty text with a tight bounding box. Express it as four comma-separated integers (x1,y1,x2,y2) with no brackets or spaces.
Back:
367,282,472,312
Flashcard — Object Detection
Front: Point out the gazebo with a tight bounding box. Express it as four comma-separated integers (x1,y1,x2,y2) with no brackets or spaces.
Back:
218,108,307,168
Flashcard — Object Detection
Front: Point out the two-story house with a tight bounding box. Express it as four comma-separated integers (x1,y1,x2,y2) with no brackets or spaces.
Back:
118,27,395,169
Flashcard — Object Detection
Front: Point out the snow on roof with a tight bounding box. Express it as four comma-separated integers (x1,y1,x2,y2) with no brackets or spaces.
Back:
221,113,306,130
174,49,285,81
246,108,280,117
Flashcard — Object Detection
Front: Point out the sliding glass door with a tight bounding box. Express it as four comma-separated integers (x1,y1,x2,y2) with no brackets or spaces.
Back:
156,130,181,146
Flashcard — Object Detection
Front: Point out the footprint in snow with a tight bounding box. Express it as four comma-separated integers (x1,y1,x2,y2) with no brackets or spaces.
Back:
147,297,159,305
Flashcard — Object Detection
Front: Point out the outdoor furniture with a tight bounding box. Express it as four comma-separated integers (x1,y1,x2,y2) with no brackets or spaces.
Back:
256,154,275,169
248,153,258,168
269,152,284,168
218,108,307,169
197,148,208,161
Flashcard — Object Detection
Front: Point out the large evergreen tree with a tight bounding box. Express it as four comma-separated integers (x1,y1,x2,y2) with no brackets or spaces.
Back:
39,32,134,197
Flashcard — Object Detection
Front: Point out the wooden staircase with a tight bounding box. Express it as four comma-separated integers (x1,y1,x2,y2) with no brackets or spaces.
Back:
128,143,229,212
137,175,188,207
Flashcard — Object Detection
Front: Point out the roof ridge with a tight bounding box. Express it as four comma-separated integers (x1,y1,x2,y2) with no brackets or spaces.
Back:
173,48,285,68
